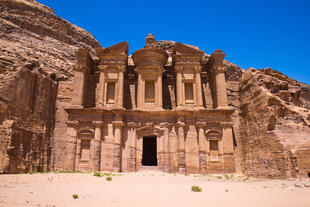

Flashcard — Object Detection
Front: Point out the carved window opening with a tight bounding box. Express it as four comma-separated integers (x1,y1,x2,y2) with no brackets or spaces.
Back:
106,82,116,104
185,82,194,104
80,139,91,162
308,172,310,178
145,80,155,103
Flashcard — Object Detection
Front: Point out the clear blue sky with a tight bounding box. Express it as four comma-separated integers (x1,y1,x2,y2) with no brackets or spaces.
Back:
37,0,310,85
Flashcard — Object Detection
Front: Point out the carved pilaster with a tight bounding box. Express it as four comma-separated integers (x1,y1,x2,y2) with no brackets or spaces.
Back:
64,121,79,171
210,49,228,109
127,122,140,172
220,121,235,173
112,120,124,172
159,122,173,172
91,121,103,171
175,121,185,173
196,121,206,174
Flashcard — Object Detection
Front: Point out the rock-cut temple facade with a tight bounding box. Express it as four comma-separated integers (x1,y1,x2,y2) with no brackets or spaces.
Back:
64,34,236,174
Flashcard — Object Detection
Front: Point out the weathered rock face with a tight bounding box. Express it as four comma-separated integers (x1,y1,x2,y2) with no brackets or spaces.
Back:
0,0,101,173
239,68,310,178
0,0,100,78
0,68,57,173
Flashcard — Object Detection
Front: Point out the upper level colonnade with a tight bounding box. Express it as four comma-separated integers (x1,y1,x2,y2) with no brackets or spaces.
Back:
70,34,229,111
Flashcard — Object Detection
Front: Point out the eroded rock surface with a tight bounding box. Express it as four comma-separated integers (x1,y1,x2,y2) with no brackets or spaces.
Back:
0,0,100,173
239,68,310,178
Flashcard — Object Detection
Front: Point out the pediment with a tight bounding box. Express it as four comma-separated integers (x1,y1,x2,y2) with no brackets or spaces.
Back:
173,42,204,56
96,41,129,56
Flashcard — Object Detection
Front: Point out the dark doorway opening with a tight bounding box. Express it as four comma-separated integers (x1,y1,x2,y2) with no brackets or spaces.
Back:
308,172,310,178
142,136,157,166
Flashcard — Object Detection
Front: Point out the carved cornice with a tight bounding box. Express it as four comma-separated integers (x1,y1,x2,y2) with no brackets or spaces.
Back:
175,63,202,73
135,122,165,136
98,64,126,73
220,121,234,128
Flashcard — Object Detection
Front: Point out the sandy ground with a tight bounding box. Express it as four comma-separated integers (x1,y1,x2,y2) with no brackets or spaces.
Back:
0,170,310,207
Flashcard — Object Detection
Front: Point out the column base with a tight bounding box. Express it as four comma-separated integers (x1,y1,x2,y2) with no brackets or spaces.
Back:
178,150,185,173
113,143,121,172
199,151,206,174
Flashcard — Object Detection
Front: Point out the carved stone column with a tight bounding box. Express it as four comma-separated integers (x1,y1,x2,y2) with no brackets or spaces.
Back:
214,67,228,108
176,121,185,173
64,121,78,171
157,74,163,108
75,138,81,170
196,122,206,174
97,66,105,107
160,122,171,172
92,121,103,171
221,122,235,173
176,69,183,107
127,122,139,171
116,67,125,108
137,73,143,108
195,68,203,107
112,120,124,172
211,50,228,109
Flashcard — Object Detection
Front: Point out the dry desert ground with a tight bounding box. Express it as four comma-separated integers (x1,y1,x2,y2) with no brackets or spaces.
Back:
0,170,310,207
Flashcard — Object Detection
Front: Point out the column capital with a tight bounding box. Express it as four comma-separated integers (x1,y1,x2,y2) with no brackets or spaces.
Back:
66,121,79,127
112,120,124,128
221,121,234,128
196,121,206,128
98,65,105,71
212,65,226,73
175,121,185,128
175,65,183,72
127,122,141,128
92,121,104,127
159,122,173,129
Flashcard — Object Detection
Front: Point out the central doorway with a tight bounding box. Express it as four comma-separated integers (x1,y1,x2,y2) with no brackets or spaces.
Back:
142,136,157,166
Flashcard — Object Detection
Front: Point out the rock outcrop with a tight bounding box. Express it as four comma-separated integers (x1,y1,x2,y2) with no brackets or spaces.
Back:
239,68,310,178
0,0,101,173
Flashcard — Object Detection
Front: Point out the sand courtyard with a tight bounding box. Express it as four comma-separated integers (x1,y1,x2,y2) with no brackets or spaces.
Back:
0,170,310,207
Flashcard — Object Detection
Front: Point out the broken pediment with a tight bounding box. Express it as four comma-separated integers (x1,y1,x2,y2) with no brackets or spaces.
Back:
96,41,129,56
75,48,93,64
96,42,129,65
173,42,204,56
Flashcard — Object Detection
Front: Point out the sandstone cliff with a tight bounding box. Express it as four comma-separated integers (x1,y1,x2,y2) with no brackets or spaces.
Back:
0,0,309,178
239,68,310,178
0,0,101,173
